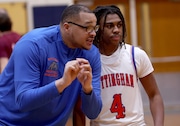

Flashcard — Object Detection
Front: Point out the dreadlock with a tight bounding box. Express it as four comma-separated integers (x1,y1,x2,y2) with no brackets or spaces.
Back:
93,5,126,48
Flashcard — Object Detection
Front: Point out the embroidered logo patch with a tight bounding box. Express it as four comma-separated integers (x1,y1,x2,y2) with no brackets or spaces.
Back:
45,58,58,77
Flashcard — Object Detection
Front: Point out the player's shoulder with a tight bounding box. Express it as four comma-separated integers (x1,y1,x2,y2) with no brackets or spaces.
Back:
125,43,147,55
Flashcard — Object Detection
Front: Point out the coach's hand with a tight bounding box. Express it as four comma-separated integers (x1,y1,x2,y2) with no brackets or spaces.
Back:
76,58,93,94
55,59,81,93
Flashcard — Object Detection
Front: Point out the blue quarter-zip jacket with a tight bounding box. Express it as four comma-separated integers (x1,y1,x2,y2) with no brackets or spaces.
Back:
0,25,102,126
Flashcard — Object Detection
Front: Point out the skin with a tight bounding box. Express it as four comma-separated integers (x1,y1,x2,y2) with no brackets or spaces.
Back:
61,12,97,50
99,14,123,56
0,8,10,73
140,74,164,126
73,12,164,126
0,32,16,73
0,31,14,73
99,13,164,126
0,8,7,14
71,12,98,126
0,31,15,73
0,57,8,73
56,12,97,95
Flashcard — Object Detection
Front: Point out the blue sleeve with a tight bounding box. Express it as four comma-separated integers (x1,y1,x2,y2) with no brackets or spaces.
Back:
81,47,102,119
13,41,60,112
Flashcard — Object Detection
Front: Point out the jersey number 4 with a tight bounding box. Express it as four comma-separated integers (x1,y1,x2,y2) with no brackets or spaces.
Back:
110,94,125,119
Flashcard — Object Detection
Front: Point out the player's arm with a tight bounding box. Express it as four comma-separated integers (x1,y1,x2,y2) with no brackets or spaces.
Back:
140,73,164,126
136,47,164,126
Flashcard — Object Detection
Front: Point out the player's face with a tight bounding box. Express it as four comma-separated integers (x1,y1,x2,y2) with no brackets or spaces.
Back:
100,14,123,46
68,12,98,50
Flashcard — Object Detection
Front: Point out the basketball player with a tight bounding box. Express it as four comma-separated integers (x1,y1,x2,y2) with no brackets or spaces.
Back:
89,5,164,126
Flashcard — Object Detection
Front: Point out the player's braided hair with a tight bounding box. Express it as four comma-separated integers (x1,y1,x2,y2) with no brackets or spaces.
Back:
93,5,127,48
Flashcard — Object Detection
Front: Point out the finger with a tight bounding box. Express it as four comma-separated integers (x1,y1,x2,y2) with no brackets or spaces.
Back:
66,60,80,72
79,64,92,72
76,58,89,65
78,71,92,81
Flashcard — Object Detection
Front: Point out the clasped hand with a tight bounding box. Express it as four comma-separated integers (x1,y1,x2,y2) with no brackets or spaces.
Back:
56,58,93,94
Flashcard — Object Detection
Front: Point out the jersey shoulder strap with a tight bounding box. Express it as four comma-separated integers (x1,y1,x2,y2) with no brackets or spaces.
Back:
131,45,138,81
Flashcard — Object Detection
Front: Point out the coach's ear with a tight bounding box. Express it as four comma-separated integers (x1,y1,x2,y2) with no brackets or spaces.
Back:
73,95,86,126
62,22,70,31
